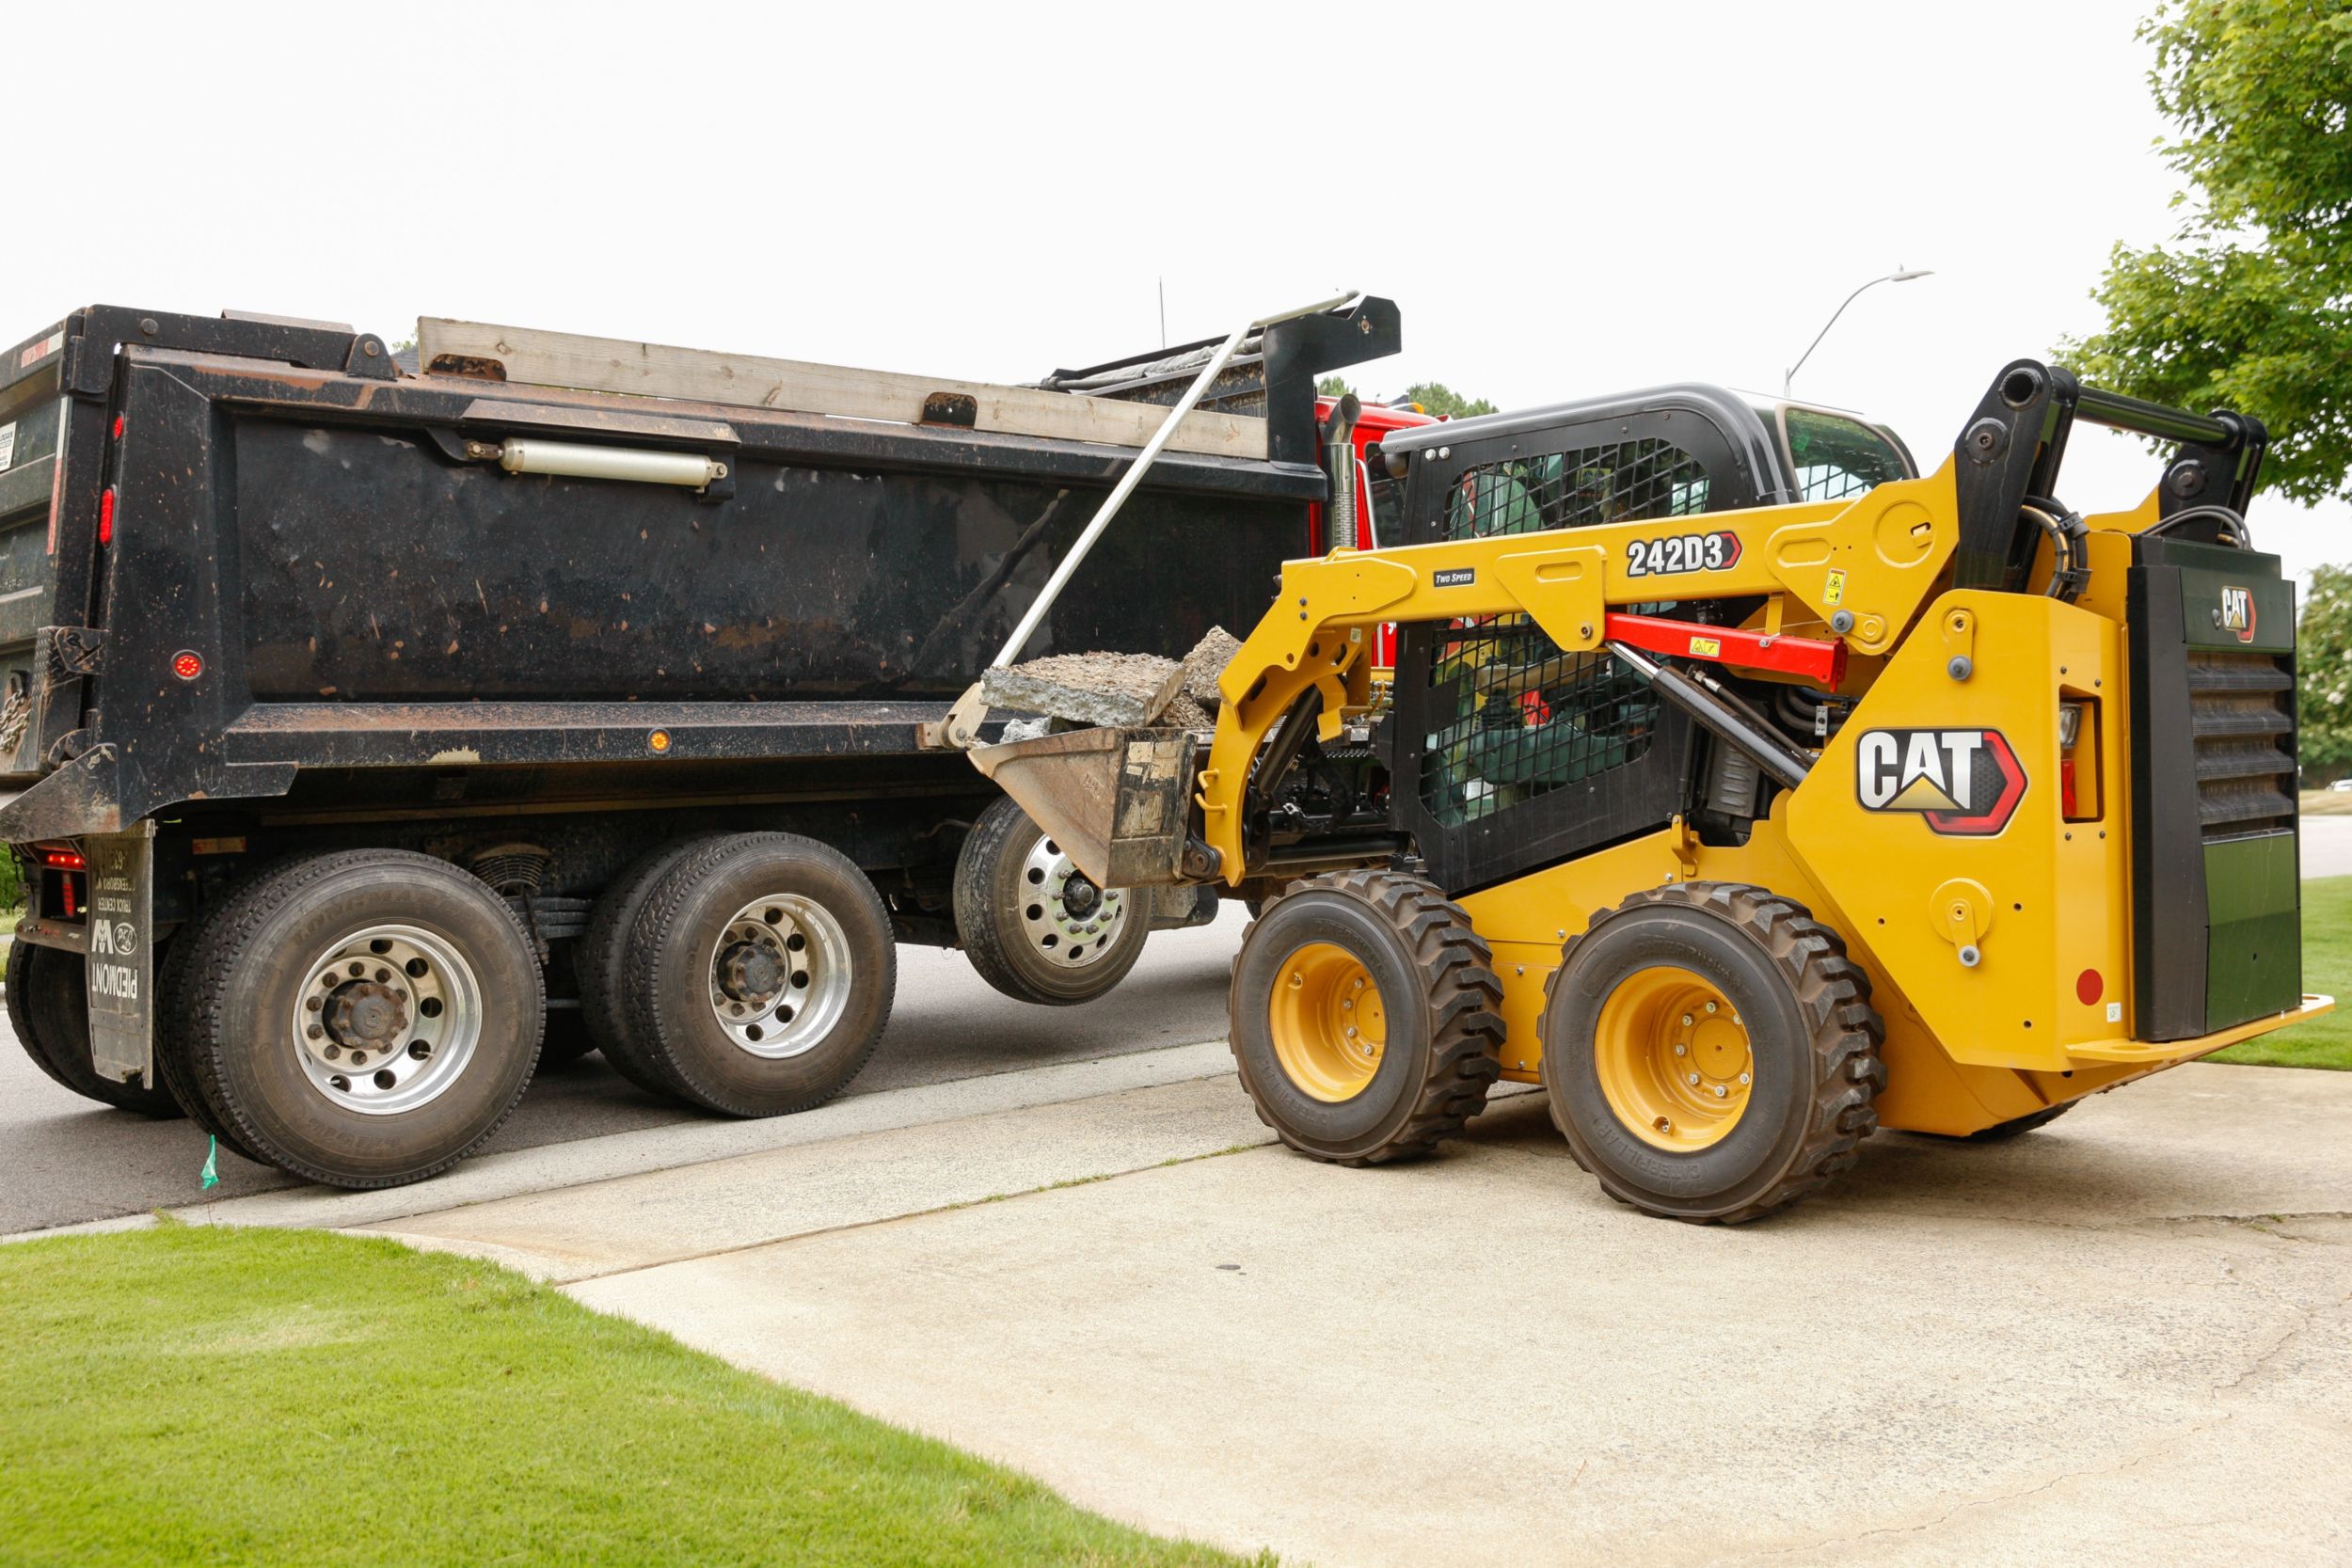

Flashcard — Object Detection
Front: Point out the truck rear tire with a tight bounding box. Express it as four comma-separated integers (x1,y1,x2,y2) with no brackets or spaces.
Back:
5,939,183,1117
1541,882,1884,1224
954,797,1150,1006
575,836,722,1098
155,928,269,1164
1228,869,1504,1164
621,832,894,1117
177,850,545,1189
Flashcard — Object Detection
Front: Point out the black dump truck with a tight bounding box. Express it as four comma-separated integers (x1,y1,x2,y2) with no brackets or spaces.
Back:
0,298,1399,1186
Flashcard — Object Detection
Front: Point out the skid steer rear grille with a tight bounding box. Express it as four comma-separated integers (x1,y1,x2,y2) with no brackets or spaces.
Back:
2188,650,2296,839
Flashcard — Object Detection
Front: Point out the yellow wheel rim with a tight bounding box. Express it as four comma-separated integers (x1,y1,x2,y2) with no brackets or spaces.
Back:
1593,965,1752,1151
1267,942,1387,1102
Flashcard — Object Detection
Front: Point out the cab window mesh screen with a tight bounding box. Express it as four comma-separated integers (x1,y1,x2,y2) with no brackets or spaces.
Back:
1439,438,1709,541
1419,436,1697,818
1418,634,1656,826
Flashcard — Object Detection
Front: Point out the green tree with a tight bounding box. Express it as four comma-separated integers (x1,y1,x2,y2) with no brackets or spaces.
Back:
2064,0,2352,506
2300,565,2352,782
1397,383,1497,419
1315,375,1352,398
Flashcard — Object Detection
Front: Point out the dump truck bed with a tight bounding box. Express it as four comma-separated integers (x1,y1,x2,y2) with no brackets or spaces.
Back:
0,302,1398,842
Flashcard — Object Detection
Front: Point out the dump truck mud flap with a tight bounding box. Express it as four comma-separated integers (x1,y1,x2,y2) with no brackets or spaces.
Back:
82,822,156,1087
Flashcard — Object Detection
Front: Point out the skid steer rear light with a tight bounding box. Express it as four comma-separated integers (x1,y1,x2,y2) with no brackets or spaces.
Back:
98,487,116,546
171,650,203,681
40,848,85,870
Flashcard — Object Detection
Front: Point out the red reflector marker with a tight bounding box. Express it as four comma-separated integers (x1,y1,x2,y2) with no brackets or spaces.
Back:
171,650,204,681
2076,969,2104,1006
98,486,116,546
111,414,124,440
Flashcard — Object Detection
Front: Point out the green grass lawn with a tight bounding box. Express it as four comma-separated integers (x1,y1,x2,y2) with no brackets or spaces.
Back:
0,1224,1263,1568
2209,873,2352,1069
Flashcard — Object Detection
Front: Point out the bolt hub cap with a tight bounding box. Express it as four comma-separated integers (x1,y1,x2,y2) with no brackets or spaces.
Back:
705,894,853,1059
1019,833,1128,969
290,926,481,1116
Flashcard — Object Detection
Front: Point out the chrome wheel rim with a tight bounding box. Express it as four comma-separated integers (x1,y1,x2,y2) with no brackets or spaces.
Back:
291,925,483,1116
705,894,853,1059
1018,832,1129,969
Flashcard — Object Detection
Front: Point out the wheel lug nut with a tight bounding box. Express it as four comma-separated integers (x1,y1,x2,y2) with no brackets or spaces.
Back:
1713,1084,1728,1099
1342,1000,1353,1011
1686,1072,1700,1085
307,1023,325,1039
1680,1014,1693,1027
306,996,323,1013
1673,1042,1687,1055
1705,1001,1718,1014
1739,1071,1751,1085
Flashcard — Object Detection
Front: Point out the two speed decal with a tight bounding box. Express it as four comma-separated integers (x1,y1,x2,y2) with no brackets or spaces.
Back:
1625,530,1741,578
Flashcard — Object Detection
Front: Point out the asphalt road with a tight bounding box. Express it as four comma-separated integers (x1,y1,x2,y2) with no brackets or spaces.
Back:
0,906,1248,1236
12,821,2350,1239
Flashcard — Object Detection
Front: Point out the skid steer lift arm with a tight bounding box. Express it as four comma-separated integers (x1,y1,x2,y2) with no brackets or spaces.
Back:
1195,462,1960,883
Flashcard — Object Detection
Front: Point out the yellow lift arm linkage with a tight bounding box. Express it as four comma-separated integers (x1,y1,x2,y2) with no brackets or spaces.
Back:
1197,460,1961,880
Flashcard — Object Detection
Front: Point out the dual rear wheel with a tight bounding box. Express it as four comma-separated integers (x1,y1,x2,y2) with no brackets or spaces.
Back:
1229,875,1886,1222
111,833,893,1189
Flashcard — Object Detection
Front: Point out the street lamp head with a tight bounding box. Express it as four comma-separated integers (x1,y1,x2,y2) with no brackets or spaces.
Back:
1889,268,1934,282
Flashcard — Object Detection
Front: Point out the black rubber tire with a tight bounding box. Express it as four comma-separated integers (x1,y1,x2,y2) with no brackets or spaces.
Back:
1228,869,1504,1164
154,926,270,1164
575,837,723,1098
1541,881,1884,1224
6,939,183,1117
1924,1101,2078,1142
178,850,545,1189
6,938,76,1094
621,832,895,1117
953,796,1150,1006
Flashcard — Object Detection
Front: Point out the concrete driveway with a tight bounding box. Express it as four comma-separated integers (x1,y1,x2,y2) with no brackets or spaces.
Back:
326,1055,2352,1568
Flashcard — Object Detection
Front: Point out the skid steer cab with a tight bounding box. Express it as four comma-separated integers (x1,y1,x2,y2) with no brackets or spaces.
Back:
974,360,2331,1223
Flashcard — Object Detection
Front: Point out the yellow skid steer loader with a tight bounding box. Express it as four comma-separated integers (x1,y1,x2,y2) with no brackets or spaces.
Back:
970,361,2330,1222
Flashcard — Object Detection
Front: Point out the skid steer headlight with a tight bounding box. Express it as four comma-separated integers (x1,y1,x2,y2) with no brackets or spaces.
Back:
2058,702,2084,749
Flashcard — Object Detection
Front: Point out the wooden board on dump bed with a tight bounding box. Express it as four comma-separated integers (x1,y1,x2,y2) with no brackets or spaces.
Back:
415,318,1269,461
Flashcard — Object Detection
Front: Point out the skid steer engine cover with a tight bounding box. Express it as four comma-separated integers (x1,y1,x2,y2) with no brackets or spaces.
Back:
2127,536,2301,1041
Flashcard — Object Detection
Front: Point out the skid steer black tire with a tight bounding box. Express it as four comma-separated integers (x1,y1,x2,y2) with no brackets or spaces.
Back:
575,837,723,1098
179,850,544,1189
954,796,1150,1006
1542,881,1884,1225
621,832,895,1117
1228,869,1504,1165
7,939,183,1117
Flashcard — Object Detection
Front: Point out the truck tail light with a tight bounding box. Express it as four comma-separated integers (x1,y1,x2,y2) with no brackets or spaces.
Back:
40,848,85,869
99,486,116,546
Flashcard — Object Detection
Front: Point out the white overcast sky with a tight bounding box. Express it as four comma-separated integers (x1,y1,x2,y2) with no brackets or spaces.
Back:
16,0,2343,581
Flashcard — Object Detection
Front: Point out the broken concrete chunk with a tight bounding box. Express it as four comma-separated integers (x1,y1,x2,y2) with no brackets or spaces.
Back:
1161,692,1215,732
1182,626,1244,707
983,651,1185,729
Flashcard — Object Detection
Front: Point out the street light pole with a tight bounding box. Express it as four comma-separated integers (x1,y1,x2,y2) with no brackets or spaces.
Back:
1783,267,1933,397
